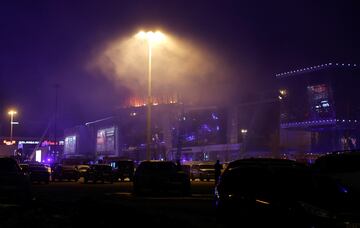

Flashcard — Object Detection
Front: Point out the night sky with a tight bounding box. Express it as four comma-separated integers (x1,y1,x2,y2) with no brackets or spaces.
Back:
0,0,358,138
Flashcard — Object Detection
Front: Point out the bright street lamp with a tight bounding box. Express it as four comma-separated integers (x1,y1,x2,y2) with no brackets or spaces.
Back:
135,30,165,160
8,110,17,143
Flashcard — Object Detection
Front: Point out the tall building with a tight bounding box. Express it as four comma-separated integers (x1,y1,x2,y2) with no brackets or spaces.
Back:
277,62,360,159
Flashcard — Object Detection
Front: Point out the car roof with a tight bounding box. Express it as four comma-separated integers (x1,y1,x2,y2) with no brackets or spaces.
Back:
226,158,304,170
313,151,360,168
0,157,17,161
24,162,46,166
315,151,360,161
0,157,18,165
91,164,112,166
138,160,176,168
140,160,175,164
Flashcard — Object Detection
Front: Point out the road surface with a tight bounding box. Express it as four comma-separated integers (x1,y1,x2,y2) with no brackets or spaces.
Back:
0,180,219,228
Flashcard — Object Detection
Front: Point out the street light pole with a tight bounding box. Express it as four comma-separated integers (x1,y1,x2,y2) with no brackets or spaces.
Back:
8,110,17,143
10,113,14,141
146,41,152,160
136,31,165,160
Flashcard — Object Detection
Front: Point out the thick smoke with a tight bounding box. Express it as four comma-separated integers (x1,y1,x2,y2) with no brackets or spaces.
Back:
90,32,235,106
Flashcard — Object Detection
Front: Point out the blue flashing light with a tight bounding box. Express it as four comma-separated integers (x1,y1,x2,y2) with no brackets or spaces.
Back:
211,113,219,120
186,135,196,142
338,184,348,194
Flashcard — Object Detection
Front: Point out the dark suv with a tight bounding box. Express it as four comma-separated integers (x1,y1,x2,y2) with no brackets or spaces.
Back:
52,164,80,182
113,160,135,181
0,157,32,204
215,158,359,227
312,151,360,195
83,164,114,184
133,160,191,196
20,163,51,184
190,163,215,181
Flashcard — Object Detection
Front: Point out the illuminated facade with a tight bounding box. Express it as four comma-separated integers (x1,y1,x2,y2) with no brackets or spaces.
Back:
277,62,360,156
63,125,93,159
64,95,281,162
64,104,248,162
0,136,64,163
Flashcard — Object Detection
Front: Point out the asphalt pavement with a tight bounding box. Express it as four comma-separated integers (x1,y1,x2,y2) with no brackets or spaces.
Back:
0,180,218,228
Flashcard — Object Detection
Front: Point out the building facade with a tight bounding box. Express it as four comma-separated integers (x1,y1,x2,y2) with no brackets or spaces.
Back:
277,62,360,159
63,98,281,163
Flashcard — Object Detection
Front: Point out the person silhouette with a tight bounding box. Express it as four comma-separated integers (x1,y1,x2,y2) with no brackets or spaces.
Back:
348,137,355,150
214,160,222,184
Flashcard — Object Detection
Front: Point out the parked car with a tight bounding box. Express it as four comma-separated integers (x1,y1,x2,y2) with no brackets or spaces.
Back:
133,160,191,196
215,158,359,227
83,164,114,184
21,163,51,184
52,164,80,182
181,164,191,177
190,162,215,181
0,157,32,204
113,159,135,181
76,164,90,177
312,151,360,196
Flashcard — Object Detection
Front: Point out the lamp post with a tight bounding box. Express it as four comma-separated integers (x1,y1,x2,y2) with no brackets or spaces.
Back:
135,31,165,160
8,110,17,143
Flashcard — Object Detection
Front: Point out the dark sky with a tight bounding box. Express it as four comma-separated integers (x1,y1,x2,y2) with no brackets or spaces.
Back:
0,0,358,138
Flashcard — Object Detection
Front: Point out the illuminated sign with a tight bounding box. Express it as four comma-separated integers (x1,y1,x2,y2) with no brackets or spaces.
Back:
307,84,335,120
3,140,16,145
18,141,39,145
96,127,116,154
35,150,42,162
64,136,76,154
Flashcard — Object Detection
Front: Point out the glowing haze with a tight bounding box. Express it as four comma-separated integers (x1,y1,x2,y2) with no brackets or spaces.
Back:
91,30,235,106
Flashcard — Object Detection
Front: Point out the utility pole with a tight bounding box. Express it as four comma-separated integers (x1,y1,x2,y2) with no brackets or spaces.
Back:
176,103,185,162
53,83,60,161
54,83,59,144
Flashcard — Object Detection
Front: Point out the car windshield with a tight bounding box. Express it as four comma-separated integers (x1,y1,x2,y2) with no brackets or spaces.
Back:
29,165,47,171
